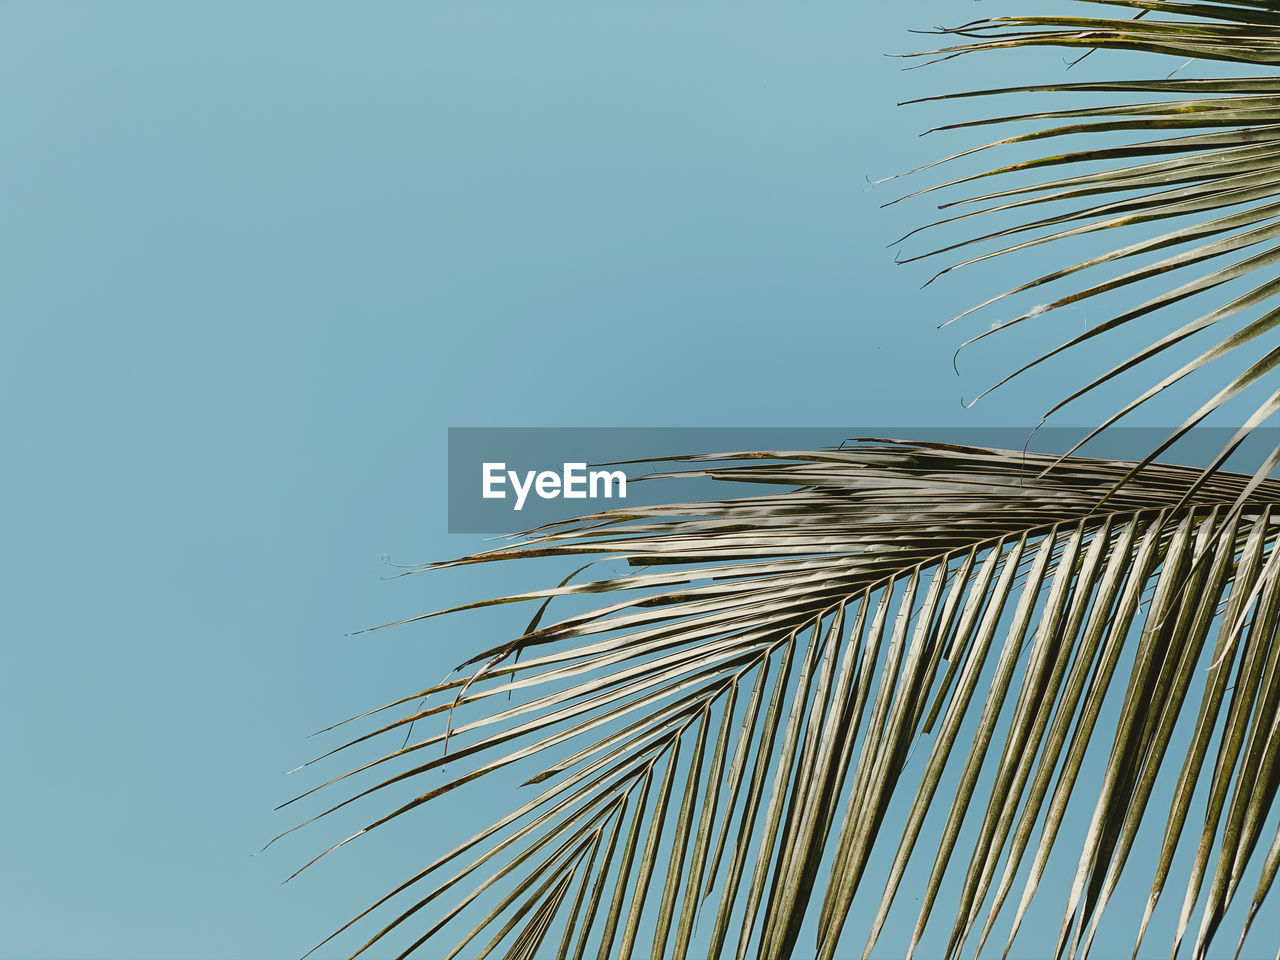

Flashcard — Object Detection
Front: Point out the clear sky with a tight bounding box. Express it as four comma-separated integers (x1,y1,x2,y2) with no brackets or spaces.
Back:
2,2,1275,958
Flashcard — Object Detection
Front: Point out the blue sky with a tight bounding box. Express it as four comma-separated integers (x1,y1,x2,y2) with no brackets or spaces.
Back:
2,2,1276,958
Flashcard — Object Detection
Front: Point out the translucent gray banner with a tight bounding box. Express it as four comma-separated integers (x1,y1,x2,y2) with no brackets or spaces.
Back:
447,426,1278,533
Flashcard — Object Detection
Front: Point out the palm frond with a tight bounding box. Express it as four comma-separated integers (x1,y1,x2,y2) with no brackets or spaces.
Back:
288,441,1280,960
898,0,1280,493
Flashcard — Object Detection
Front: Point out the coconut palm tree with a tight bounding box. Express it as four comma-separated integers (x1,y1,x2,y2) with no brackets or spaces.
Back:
280,3,1280,958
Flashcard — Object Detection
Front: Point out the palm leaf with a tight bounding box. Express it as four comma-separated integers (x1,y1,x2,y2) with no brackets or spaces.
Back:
896,0,1280,493
286,441,1280,960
